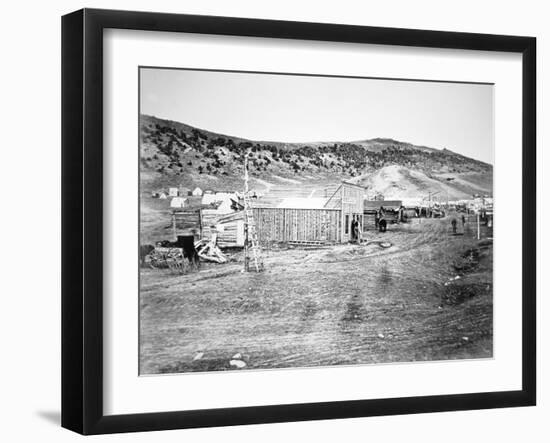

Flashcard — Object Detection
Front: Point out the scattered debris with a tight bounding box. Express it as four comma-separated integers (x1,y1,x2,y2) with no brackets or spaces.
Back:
193,352,204,361
147,247,186,273
377,333,385,339
232,353,242,359
365,240,393,249
195,234,228,263
229,359,246,369
445,275,461,286
462,336,469,342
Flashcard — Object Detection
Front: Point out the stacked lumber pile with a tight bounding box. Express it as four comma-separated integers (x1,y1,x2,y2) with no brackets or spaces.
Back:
195,234,228,263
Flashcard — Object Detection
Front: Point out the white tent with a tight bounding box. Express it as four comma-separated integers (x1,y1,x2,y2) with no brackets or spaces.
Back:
192,187,203,196
170,197,188,208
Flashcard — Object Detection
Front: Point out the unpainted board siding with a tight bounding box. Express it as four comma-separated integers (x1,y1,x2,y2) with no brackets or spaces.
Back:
253,208,341,244
335,183,365,241
172,210,201,239
201,212,220,243
201,211,245,247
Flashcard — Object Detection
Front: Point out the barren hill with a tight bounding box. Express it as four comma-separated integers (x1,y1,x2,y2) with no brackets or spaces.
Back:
140,114,492,201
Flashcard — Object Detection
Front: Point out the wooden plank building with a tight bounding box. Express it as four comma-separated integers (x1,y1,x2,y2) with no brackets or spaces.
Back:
202,211,245,248
172,181,366,247
253,208,341,245
251,181,365,245
171,210,201,239
324,182,365,242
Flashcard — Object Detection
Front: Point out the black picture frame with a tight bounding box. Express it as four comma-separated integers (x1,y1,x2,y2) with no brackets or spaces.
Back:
61,8,536,435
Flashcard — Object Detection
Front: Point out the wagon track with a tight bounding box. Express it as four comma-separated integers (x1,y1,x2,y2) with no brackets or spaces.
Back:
140,217,493,374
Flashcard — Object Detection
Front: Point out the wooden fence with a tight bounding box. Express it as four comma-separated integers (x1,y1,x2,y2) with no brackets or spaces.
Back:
253,208,341,244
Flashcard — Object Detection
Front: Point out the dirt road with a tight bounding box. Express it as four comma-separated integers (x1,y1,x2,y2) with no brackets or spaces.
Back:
139,215,493,374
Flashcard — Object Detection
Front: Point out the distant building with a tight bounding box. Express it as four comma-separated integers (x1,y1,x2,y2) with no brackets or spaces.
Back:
168,187,178,197
192,187,203,197
364,200,403,230
170,197,188,208
178,186,192,196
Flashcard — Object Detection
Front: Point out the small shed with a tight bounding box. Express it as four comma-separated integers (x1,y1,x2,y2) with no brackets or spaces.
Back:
202,211,245,248
324,181,365,242
171,209,201,239
192,187,203,197
168,187,178,197
178,186,192,196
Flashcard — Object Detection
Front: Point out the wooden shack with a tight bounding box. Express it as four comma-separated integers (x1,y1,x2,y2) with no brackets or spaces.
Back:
324,182,365,242
201,210,245,248
171,210,201,239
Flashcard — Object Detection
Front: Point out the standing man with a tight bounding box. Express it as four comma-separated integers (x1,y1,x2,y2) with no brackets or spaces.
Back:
351,217,358,243
451,217,457,234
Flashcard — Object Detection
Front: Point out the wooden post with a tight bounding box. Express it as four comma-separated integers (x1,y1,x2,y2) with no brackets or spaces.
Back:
244,221,249,272
198,209,203,240
172,213,177,241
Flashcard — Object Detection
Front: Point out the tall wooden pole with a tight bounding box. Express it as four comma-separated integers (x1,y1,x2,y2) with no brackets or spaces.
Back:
243,152,250,272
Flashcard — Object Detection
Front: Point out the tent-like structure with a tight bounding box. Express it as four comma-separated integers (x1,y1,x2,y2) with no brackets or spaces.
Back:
170,197,188,208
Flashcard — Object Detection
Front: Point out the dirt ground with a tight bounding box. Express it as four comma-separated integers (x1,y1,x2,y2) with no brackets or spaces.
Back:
139,214,493,374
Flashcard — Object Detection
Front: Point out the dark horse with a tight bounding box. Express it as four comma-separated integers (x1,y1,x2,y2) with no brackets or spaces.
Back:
175,235,200,269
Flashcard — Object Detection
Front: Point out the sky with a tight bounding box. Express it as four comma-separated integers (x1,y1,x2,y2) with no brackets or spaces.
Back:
140,67,494,164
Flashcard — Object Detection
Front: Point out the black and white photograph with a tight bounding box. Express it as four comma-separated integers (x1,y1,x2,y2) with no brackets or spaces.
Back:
139,67,494,375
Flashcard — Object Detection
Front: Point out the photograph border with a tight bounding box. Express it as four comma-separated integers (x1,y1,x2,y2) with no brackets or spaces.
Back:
62,8,536,435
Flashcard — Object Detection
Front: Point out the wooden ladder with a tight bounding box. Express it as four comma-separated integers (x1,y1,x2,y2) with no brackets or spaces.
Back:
243,151,264,272
243,193,264,272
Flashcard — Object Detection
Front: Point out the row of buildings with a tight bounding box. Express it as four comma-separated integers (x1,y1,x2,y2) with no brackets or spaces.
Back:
172,182,387,247
168,181,493,248
152,186,204,199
